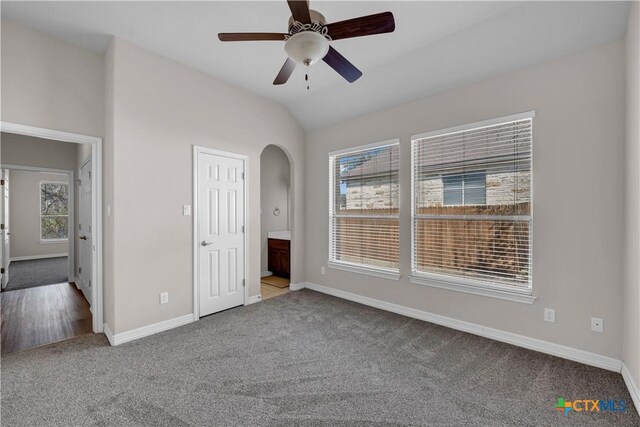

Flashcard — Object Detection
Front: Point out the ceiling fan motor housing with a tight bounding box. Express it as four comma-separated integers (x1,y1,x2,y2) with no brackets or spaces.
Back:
287,9,327,30
285,10,330,66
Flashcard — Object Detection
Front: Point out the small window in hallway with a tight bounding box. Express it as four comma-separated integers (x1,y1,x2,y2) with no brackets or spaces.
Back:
40,181,69,241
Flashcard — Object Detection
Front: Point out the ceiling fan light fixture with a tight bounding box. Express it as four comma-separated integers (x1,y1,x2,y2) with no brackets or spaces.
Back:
284,31,329,66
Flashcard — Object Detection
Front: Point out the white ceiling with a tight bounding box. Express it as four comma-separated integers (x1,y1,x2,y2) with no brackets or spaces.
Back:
1,1,631,130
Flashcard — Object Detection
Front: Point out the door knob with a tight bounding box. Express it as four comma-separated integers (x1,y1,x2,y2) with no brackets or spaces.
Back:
201,241,213,246
79,235,87,240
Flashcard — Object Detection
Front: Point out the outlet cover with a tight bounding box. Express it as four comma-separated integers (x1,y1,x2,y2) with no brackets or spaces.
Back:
321,266,326,275
544,308,555,323
160,292,169,304
591,317,603,333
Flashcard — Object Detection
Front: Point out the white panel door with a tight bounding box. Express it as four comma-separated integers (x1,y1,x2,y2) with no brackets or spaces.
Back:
198,151,245,317
78,160,92,304
1,170,9,289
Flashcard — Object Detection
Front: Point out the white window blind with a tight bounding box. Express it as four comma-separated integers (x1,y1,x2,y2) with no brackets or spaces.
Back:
329,141,400,274
412,113,533,291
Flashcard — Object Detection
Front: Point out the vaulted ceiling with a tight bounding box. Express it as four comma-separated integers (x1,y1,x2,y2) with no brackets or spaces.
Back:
1,1,631,129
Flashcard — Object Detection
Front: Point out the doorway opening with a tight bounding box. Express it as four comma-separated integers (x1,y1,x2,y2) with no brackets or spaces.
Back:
0,123,103,354
260,145,291,300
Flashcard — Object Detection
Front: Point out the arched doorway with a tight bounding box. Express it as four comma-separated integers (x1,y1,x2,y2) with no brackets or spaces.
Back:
260,145,291,299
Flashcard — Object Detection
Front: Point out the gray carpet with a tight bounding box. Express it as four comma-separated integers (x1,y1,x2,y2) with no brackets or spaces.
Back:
3,257,68,292
1,289,638,426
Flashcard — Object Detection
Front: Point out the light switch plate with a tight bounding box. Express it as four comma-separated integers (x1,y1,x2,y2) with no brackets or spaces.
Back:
160,292,169,304
183,205,191,216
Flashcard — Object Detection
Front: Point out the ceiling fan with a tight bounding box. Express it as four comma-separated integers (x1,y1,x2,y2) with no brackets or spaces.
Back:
218,0,395,86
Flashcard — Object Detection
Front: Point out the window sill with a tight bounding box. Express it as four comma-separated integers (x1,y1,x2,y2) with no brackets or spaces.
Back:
409,274,536,304
40,239,68,245
328,261,401,281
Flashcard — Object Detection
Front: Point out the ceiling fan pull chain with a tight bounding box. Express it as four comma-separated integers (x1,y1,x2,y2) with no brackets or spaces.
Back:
305,69,310,90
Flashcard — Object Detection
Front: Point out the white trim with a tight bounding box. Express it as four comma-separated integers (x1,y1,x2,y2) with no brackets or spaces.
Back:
409,274,536,304
39,239,69,245
302,282,621,372
2,164,75,284
289,282,306,291
1,121,104,334
0,122,101,145
192,146,248,320
10,253,68,262
328,138,399,157
328,261,401,281
103,322,115,346
105,314,193,346
411,110,536,141
261,270,272,278
246,294,262,305
622,362,640,416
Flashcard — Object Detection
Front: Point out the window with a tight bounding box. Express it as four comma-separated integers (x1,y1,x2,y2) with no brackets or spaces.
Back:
443,171,486,206
329,141,400,278
40,181,69,241
411,112,533,298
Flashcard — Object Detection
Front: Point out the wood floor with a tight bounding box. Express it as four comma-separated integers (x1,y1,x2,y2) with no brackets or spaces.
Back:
1,282,92,355
261,275,290,300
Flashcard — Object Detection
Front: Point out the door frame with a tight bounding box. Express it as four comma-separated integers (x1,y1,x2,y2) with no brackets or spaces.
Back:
192,145,248,321
0,121,104,333
0,164,75,283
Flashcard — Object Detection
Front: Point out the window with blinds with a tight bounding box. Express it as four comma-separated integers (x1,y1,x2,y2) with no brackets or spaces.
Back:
329,141,400,275
411,113,533,292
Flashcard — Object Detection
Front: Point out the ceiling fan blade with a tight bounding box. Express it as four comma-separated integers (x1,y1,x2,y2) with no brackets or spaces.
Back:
322,46,362,83
218,33,288,42
287,0,311,24
326,11,395,41
273,58,296,85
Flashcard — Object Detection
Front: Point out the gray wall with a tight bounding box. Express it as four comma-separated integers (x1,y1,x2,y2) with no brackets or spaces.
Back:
623,2,640,393
9,170,69,258
305,41,625,359
1,20,104,138
260,145,290,273
105,38,304,333
2,133,78,171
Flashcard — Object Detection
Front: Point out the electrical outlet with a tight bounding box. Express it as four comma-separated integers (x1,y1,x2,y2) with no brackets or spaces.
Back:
544,308,555,323
321,266,326,275
183,205,191,216
591,317,603,333
160,292,169,304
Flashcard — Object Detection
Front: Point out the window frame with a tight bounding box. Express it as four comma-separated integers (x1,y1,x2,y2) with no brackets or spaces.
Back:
410,111,536,304
442,171,487,206
328,139,401,280
39,180,70,243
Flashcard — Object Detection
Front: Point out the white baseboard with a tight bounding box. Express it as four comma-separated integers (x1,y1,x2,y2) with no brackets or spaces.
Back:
104,314,193,346
302,282,622,372
246,294,262,305
260,270,272,278
622,362,640,416
289,282,306,291
10,253,68,262
103,322,115,346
